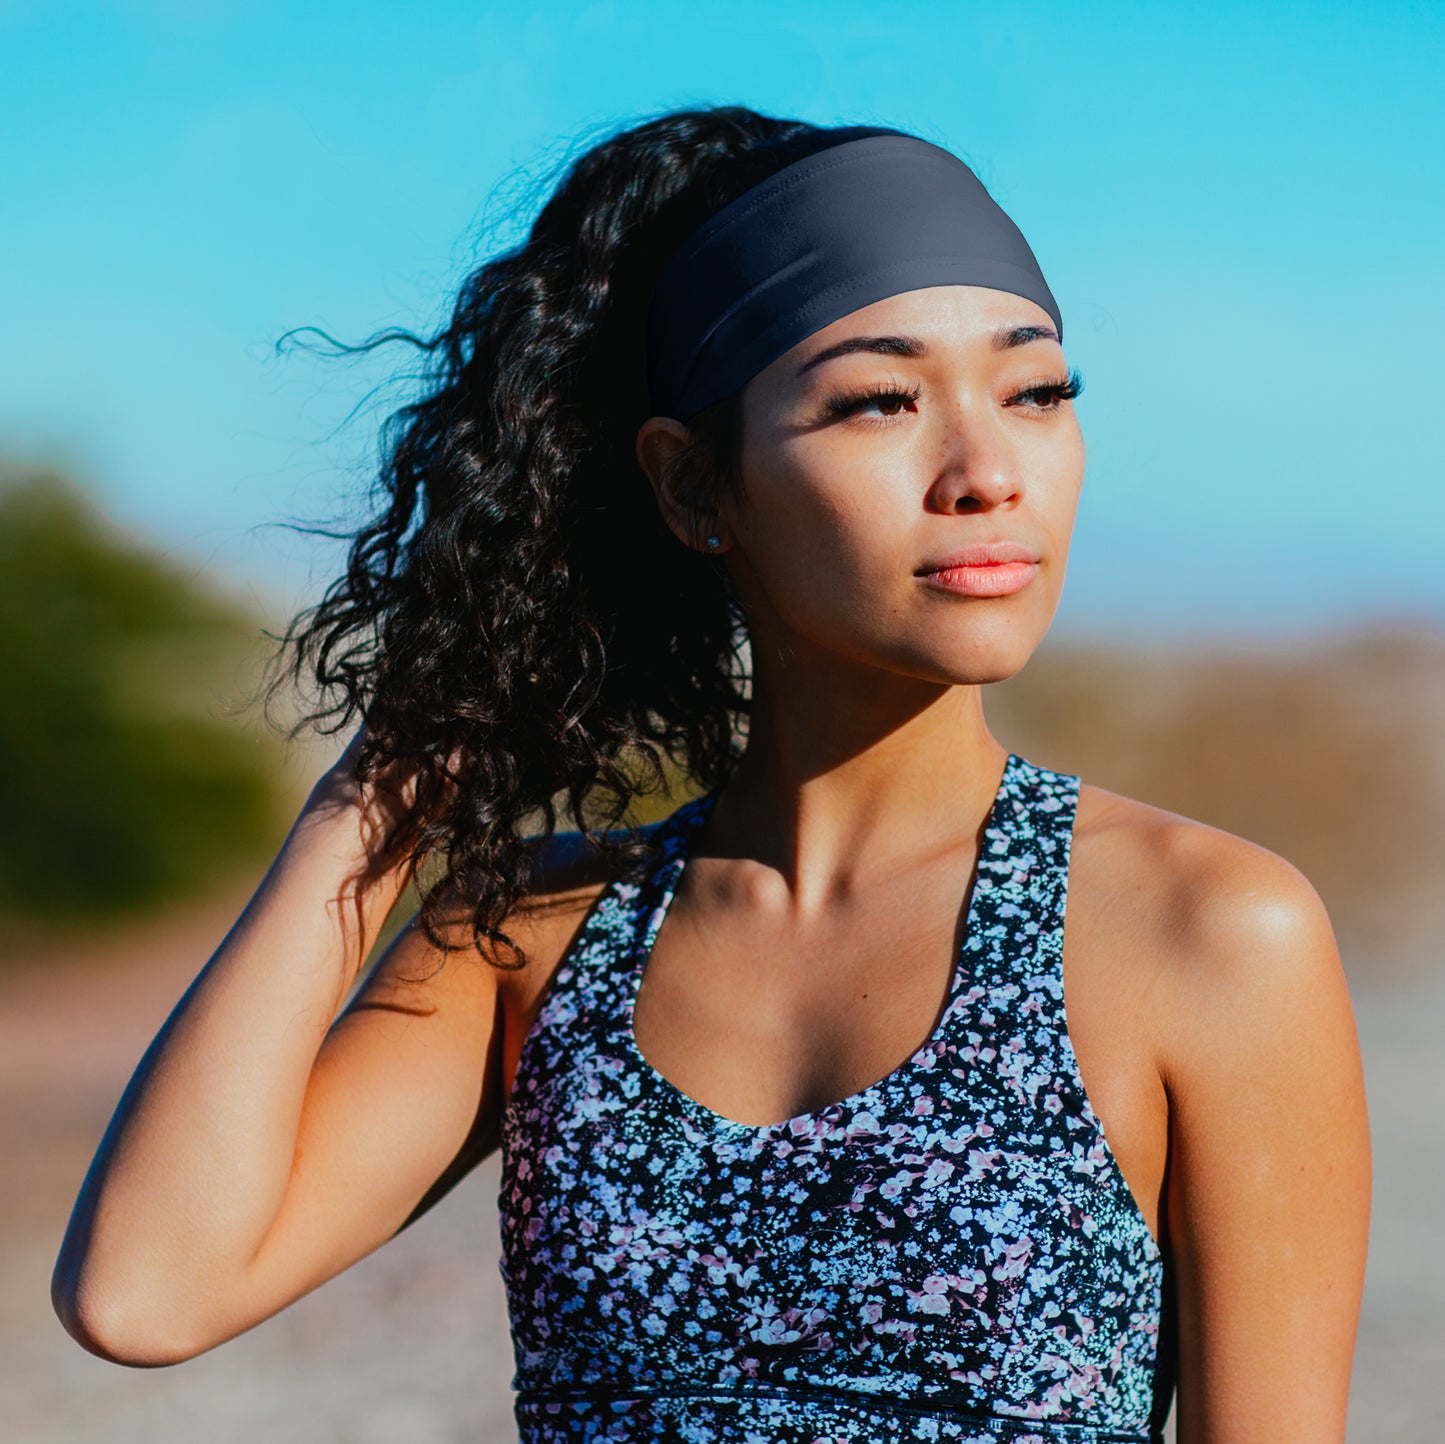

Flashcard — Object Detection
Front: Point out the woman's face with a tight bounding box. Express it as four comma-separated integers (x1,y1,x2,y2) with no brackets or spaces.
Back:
712,284,1084,687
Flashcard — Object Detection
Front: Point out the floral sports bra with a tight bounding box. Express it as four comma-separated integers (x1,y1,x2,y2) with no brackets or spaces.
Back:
497,753,1177,1442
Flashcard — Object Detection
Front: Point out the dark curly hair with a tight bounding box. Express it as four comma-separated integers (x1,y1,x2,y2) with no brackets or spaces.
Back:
260,104,861,968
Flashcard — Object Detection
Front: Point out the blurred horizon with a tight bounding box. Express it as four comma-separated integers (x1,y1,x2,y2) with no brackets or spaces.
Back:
1,0,1442,641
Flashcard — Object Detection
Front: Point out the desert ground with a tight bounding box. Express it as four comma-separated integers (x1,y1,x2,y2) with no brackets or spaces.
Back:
3,880,1440,1443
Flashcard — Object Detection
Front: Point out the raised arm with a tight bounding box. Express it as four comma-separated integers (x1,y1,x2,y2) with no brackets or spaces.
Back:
50,730,507,1366
1162,836,1371,1442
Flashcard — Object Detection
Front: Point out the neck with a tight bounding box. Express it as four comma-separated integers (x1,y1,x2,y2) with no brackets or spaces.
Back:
709,642,1010,912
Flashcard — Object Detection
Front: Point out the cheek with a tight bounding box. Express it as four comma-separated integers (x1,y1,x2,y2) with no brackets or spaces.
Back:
737,451,921,644
1037,427,1085,528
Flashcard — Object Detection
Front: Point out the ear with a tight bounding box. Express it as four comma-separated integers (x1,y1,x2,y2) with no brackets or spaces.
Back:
634,415,725,553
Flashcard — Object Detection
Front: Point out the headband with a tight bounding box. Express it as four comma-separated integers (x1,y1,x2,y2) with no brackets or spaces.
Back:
644,128,1063,421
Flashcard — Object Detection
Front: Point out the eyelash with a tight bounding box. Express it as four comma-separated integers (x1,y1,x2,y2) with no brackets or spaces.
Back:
822,367,1086,426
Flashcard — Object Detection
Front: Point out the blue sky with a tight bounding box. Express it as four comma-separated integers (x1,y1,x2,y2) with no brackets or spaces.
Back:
2,0,1441,639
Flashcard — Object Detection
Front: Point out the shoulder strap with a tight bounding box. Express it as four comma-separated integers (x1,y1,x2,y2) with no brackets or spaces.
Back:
961,753,1081,996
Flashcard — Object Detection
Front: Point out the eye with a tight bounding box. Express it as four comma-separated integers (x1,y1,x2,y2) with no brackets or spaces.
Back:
821,381,923,427
819,367,1085,428
1008,367,1085,413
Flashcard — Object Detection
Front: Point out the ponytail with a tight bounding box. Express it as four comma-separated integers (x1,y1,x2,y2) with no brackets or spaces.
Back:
261,104,831,967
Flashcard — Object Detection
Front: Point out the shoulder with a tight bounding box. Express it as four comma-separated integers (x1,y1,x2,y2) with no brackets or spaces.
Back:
428,822,649,962
1073,777,1337,972
1071,777,1351,1083
435,818,677,1013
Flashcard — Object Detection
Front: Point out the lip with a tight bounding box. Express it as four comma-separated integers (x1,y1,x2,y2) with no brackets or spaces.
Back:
917,542,1041,571
916,541,1041,598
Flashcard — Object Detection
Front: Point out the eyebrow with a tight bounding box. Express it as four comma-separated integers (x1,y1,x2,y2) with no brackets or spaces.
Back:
794,323,1060,377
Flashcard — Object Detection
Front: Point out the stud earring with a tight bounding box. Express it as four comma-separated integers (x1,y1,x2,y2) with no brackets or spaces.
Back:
704,535,721,550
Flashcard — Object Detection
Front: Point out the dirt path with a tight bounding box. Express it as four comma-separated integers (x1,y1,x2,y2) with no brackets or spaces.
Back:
2,890,1438,1441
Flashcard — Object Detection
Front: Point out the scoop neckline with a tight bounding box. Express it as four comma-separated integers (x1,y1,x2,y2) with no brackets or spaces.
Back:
620,752,1024,1136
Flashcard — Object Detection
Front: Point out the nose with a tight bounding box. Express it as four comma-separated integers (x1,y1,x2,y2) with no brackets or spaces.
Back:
924,400,1022,514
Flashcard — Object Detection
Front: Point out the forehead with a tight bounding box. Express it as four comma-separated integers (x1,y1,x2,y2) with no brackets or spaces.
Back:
814,284,1057,354
752,285,1061,398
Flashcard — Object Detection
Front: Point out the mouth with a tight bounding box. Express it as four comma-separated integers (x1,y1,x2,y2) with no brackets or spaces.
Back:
916,542,1041,597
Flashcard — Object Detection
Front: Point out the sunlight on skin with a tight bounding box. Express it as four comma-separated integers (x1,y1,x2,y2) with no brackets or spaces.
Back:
641,283,1083,696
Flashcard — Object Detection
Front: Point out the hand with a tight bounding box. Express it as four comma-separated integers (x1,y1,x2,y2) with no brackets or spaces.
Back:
303,724,441,889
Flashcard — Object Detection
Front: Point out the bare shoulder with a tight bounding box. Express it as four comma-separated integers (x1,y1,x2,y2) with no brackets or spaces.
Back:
422,819,681,1037
495,828,633,995
1072,779,1343,1025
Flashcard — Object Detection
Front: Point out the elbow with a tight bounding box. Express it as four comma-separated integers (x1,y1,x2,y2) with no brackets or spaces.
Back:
51,1264,206,1368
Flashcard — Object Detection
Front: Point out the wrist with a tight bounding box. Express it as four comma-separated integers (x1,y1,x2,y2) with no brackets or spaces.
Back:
291,777,418,904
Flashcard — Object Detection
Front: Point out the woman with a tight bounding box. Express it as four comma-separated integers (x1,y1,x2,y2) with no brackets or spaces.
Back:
53,107,1370,1442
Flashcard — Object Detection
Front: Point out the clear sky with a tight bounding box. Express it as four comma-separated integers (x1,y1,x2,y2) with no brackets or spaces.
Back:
2,0,1441,639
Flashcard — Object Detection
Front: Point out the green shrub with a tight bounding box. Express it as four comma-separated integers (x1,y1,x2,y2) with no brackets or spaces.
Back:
0,465,288,933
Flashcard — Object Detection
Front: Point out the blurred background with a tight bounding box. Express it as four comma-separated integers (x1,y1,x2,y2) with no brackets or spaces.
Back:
2,2,1440,1440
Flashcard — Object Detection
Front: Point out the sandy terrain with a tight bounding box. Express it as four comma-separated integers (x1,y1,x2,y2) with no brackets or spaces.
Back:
2,884,1440,1443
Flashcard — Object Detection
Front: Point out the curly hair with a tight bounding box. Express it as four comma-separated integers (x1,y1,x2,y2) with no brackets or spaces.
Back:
260,104,854,968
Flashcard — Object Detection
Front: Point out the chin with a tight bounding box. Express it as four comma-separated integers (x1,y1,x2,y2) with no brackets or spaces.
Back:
910,627,1048,687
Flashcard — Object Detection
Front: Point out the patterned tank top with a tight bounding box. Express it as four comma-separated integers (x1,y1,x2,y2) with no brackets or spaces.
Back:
498,752,1176,1442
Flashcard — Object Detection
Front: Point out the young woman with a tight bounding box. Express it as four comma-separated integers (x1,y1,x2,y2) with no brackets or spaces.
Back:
53,107,1371,1443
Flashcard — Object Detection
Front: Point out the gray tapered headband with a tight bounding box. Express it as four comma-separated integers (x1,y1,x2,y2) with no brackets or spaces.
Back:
645,129,1063,422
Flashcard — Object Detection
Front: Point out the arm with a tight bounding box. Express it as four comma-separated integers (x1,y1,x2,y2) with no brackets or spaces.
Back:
1162,841,1371,1442
50,732,506,1366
